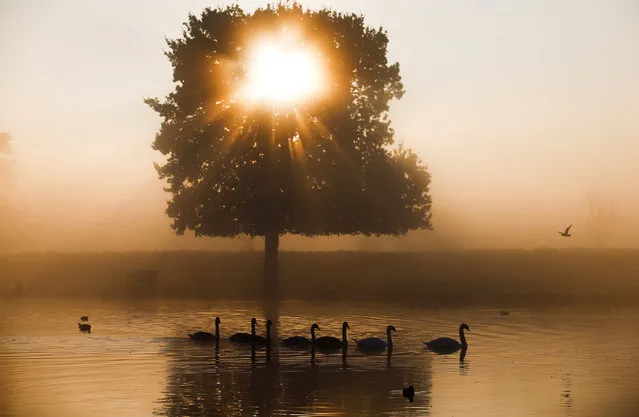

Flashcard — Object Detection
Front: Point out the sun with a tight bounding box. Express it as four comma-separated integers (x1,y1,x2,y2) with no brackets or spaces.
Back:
242,40,325,106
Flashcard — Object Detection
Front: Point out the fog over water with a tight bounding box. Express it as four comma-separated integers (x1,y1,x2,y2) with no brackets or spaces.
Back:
1,0,638,252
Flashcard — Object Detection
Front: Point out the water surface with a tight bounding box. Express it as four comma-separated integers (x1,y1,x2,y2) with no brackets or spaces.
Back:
1,299,637,417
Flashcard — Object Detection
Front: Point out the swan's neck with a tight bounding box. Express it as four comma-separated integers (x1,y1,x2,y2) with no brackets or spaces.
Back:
459,327,467,348
215,322,219,339
251,322,256,336
311,327,316,342
342,326,348,344
387,330,393,347
266,324,271,341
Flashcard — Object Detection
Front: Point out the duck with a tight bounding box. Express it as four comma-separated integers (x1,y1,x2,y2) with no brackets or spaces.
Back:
402,385,415,402
229,317,258,343
424,323,470,353
80,316,89,322
315,321,349,351
283,323,320,348
189,317,220,342
354,325,396,352
78,323,91,333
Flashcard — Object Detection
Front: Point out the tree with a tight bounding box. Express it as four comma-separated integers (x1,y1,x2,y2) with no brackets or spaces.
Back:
146,3,432,298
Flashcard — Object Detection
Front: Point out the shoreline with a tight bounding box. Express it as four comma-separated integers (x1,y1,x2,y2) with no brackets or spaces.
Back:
1,249,637,308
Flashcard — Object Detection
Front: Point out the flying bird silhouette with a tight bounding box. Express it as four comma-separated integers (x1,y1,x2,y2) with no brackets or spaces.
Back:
558,224,572,237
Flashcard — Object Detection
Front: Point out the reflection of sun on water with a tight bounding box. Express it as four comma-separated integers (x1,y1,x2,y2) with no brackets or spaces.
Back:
242,39,325,105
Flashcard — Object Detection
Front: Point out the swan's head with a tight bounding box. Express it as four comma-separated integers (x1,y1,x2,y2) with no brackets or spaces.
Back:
343,321,350,330
460,323,470,332
215,317,221,324
311,323,320,331
251,318,257,325
387,325,396,333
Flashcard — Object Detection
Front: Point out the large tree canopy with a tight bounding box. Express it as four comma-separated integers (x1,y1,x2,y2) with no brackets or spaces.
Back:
146,3,432,242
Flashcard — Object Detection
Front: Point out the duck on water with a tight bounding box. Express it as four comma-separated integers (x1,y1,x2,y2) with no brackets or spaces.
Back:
189,317,221,342
78,323,91,333
424,323,470,354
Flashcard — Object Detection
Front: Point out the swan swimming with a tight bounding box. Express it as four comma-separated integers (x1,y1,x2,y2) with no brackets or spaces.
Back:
424,323,470,353
354,325,395,352
189,317,220,342
229,317,258,343
251,319,272,345
283,323,320,348
315,321,349,351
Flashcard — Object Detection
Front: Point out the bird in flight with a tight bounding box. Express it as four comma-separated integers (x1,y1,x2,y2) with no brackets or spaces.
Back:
558,224,573,237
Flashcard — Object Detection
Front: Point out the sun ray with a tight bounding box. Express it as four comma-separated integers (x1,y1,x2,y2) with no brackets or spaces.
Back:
239,35,326,107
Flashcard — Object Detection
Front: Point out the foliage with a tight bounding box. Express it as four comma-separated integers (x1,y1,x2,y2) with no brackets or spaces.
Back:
146,3,432,239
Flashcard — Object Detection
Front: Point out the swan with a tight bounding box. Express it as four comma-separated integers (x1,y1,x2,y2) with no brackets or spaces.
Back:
229,317,258,343
315,321,349,351
80,316,89,322
283,323,320,348
189,317,220,342
78,323,91,333
424,323,470,353
354,325,396,352
251,319,272,345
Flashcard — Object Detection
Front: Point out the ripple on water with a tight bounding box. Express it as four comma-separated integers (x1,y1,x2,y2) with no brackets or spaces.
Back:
0,299,637,417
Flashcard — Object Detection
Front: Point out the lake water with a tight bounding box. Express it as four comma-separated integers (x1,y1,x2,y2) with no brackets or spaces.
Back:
0,299,638,417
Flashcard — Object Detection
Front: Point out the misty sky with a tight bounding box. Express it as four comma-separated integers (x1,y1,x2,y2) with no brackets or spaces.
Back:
1,0,638,251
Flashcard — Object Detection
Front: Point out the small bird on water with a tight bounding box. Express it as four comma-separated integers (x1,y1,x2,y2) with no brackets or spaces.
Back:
402,384,415,402
80,316,89,321
78,323,91,333
558,224,573,237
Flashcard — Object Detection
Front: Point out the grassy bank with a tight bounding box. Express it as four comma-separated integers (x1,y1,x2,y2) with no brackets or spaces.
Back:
1,250,638,307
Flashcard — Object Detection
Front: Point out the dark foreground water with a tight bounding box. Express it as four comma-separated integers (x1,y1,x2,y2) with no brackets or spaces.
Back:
0,299,638,417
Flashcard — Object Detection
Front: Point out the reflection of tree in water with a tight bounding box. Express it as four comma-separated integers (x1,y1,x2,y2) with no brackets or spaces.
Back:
156,339,431,416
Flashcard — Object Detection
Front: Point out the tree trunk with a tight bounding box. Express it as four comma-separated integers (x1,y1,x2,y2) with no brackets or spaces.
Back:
263,230,280,300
